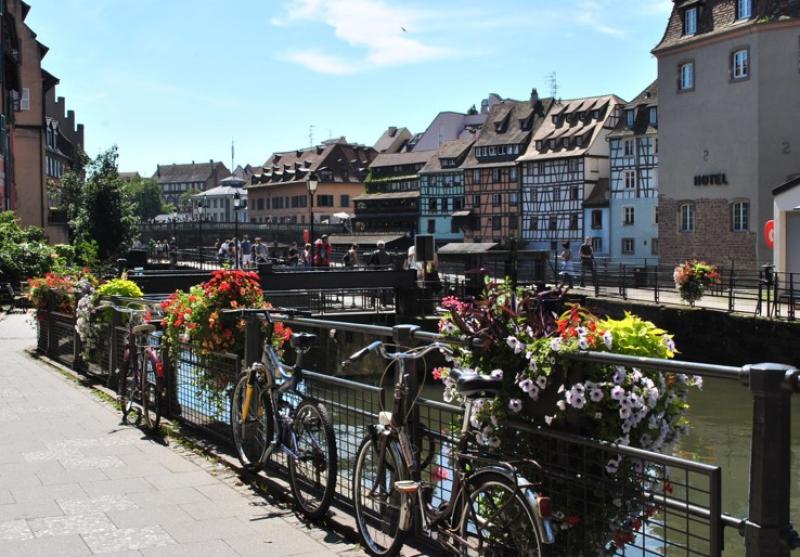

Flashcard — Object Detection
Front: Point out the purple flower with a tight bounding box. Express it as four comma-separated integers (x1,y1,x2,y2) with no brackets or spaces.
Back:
550,338,563,352
606,458,620,475
567,390,586,409
490,369,503,380
506,335,524,354
527,386,540,400
619,406,632,419
589,388,604,402
611,386,626,401
508,399,523,413
612,366,626,385
535,376,547,390
692,375,704,390
578,336,590,350
518,378,534,393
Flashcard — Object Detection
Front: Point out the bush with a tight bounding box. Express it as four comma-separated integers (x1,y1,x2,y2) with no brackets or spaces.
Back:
0,212,61,283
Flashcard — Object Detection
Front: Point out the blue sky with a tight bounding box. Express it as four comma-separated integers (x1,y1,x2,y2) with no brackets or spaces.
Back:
27,0,672,175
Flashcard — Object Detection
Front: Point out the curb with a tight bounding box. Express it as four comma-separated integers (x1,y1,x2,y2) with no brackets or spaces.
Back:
24,348,364,547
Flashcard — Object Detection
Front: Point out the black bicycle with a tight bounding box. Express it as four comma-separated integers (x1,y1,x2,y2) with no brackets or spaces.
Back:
226,308,337,520
345,332,555,556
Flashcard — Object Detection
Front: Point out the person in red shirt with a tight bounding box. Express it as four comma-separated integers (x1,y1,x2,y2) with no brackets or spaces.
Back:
313,234,332,267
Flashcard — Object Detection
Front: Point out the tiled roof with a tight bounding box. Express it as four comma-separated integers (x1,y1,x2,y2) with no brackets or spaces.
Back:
518,94,625,162
653,0,800,53
420,138,475,173
192,185,247,197
373,126,412,153
369,150,436,169
249,142,376,187
584,178,610,207
353,191,421,201
153,161,229,184
462,96,555,168
608,81,658,138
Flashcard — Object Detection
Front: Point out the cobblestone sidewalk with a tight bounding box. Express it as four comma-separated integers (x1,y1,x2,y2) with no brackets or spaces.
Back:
0,312,366,557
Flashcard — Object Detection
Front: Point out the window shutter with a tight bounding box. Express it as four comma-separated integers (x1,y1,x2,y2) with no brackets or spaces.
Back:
21,88,30,111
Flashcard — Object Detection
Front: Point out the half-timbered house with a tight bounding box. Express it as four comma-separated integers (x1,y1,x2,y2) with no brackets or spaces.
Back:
354,150,435,234
418,138,475,242
608,82,659,262
461,90,554,243
519,94,624,252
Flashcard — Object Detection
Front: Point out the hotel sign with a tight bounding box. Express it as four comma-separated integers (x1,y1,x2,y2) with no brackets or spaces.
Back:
694,173,729,186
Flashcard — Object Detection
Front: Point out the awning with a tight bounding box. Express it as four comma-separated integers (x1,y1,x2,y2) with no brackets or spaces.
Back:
451,210,473,218
438,242,499,255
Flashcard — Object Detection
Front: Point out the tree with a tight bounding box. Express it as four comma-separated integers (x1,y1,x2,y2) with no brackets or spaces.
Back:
177,187,200,214
467,104,478,115
126,177,165,221
73,147,138,260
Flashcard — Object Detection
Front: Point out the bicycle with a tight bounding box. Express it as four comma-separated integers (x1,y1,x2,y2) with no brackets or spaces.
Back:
226,308,337,521
112,304,166,431
345,328,555,556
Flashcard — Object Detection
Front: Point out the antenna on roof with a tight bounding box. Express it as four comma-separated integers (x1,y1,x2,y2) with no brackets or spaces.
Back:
546,72,559,100
231,138,235,171
308,125,315,148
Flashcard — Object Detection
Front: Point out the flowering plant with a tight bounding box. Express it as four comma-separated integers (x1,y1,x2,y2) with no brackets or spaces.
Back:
160,270,291,403
27,269,96,313
673,259,720,306
436,283,702,554
76,278,144,363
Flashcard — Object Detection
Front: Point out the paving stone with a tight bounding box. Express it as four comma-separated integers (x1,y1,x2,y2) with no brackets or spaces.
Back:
81,478,156,497
128,487,210,508
0,518,34,542
29,512,116,537
0,533,91,556
161,517,256,544
107,505,194,530
141,539,238,557
58,494,139,515
0,499,64,521
146,471,220,490
81,525,174,554
222,532,336,557
10,482,87,504
61,455,126,470
0,488,14,505
39,466,109,486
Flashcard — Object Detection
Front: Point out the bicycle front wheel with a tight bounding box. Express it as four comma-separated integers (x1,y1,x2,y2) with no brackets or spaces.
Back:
140,355,161,431
353,434,408,557
458,472,543,557
287,400,337,520
230,372,272,468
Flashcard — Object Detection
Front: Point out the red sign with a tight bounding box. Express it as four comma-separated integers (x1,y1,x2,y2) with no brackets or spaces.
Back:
303,229,310,244
765,220,774,249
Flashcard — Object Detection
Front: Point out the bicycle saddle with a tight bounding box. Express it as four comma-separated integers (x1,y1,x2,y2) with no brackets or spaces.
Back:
290,332,316,351
132,324,156,336
450,368,503,398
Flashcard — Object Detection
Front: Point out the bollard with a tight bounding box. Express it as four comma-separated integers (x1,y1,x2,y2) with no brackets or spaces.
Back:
744,363,800,557
244,315,262,367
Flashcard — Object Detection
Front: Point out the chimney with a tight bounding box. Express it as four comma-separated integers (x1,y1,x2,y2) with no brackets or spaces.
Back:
388,126,397,137
76,123,84,149
66,109,75,134
530,88,539,108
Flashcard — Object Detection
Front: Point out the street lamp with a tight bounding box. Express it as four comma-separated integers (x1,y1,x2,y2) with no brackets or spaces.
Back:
233,191,241,269
307,175,319,267
198,197,208,266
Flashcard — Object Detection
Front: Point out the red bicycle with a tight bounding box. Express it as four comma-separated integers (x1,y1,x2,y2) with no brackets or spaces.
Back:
113,305,166,431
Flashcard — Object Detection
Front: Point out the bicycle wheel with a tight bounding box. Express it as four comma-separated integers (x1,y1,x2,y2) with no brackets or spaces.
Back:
353,434,408,557
458,472,542,557
140,355,161,431
230,372,273,468
288,400,337,520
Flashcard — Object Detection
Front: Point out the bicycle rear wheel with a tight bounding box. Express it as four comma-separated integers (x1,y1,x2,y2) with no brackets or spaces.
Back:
458,472,542,556
230,372,273,468
140,355,161,431
353,434,408,557
288,400,337,520
118,356,140,426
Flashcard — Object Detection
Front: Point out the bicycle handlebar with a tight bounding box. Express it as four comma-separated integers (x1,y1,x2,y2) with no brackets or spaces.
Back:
220,307,313,321
342,340,455,368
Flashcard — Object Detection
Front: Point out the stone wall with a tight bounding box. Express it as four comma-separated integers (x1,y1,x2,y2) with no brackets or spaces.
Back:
657,195,756,267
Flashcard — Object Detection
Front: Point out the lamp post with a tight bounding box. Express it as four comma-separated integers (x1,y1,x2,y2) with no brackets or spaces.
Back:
198,197,208,266
307,175,319,267
233,191,241,269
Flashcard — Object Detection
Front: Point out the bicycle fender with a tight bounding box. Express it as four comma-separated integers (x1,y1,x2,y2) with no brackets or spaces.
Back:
144,348,162,379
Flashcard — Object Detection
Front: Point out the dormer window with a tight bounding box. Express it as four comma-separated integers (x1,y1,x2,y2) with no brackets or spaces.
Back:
549,139,556,150
626,110,635,128
649,107,658,127
737,0,752,19
591,110,600,120
683,6,698,36
535,141,543,151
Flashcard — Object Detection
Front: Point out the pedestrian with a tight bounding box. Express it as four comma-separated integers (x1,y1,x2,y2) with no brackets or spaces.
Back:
287,241,300,265
218,239,229,265
168,236,178,267
343,243,359,267
579,236,596,288
300,243,312,266
559,241,574,288
368,240,391,267
252,237,268,264
240,235,252,268
314,234,332,267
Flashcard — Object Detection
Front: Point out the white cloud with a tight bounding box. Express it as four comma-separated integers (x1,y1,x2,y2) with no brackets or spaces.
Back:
577,0,626,37
272,0,453,73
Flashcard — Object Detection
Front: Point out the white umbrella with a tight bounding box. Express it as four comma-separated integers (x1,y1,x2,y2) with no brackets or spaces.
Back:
332,212,353,220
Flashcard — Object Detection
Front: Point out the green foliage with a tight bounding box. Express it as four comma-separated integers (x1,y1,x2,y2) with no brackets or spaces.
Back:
73,147,138,260
597,312,675,358
177,187,200,213
95,278,143,299
0,212,60,282
467,104,478,115
126,177,166,221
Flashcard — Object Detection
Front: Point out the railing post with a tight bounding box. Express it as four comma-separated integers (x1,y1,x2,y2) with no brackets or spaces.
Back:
654,264,660,303
47,293,56,359
789,274,795,322
729,265,736,313
744,363,800,557
106,299,122,388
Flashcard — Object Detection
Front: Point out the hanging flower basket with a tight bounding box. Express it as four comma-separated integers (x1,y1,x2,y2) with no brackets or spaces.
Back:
673,259,720,306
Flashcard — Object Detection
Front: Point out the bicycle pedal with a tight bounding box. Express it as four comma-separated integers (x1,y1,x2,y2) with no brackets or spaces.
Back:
394,480,419,493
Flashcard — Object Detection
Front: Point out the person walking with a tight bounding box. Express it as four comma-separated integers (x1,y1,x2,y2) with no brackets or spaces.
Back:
343,243,359,267
300,243,312,266
368,241,391,267
240,236,252,268
252,237,268,264
559,241,574,288
314,235,332,267
287,241,300,265
579,236,596,288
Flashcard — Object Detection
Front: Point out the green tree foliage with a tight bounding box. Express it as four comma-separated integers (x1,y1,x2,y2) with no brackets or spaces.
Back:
73,147,138,260
467,104,478,115
126,176,166,221
0,212,58,282
177,187,200,214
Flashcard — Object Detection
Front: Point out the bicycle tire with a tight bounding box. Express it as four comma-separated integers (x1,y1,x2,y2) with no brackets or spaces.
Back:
118,356,140,426
140,355,161,431
353,434,409,557
230,372,273,468
457,472,543,557
288,400,337,520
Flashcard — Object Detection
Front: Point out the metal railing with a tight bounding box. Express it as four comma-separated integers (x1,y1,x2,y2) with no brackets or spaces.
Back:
33,304,800,556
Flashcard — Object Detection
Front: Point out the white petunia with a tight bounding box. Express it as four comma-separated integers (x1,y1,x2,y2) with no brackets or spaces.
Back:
589,388,604,402
603,330,613,349
518,378,534,393
612,367,626,385
619,406,632,419
535,376,548,390
556,400,566,411
508,399,523,413
490,369,504,380
544,415,554,426
578,336,590,350
506,336,524,354
606,459,620,475
611,386,626,401
550,337,563,352
528,386,540,400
